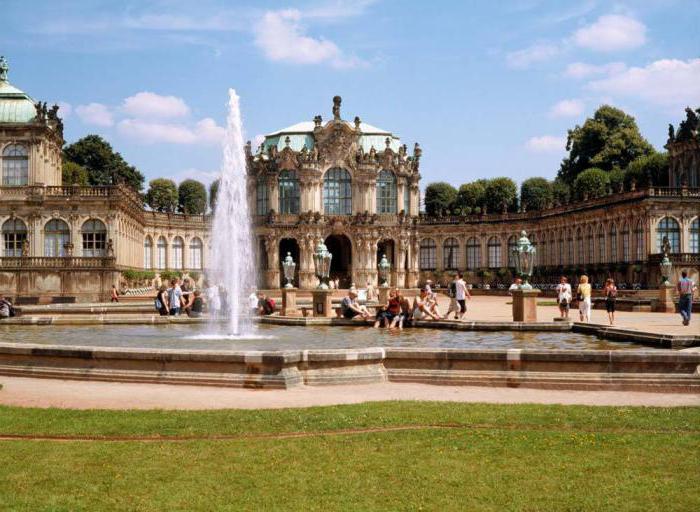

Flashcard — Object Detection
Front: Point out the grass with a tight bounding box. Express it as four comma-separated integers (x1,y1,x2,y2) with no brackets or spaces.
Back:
0,402,698,511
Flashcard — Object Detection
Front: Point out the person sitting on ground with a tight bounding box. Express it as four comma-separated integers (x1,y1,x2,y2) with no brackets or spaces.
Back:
186,290,204,318
110,284,119,303
374,288,401,328
167,278,183,316
0,294,14,319
412,287,441,321
426,288,443,319
180,278,193,308
508,277,523,295
556,276,572,319
155,285,169,316
341,289,370,320
257,292,275,316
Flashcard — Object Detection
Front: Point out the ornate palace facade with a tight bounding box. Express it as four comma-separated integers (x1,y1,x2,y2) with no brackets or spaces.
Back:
0,58,698,302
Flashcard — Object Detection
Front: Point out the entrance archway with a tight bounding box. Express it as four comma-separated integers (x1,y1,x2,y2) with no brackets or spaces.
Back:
325,234,352,288
279,238,300,287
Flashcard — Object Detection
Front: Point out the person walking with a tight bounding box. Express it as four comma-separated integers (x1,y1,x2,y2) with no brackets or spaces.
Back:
110,285,119,303
604,278,617,325
454,271,471,320
556,276,572,319
577,275,592,322
446,274,460,320
677,271,697,326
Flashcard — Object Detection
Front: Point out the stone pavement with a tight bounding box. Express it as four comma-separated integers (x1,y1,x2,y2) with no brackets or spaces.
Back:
0,376,698,409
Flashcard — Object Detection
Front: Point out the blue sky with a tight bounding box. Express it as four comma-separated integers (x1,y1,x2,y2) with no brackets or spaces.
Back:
2,0,699,189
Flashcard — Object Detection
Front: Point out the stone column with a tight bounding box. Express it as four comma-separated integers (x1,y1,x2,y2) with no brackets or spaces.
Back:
512,289,540,322
268,176,279,214
311,289,334,317
299,235,316,289
264,235,280,289
653,283,676,313
281,288,301,317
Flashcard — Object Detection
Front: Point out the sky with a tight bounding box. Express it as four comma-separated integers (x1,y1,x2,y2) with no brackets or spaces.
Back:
1,0,699,189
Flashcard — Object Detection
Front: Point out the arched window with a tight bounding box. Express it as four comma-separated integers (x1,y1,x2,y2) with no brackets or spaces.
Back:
691,218,699,254
466,237,481,269
189,237,203,270
44,219,70,257
376,170,397,214
443,237,460,270
156,236,167,269
81,219,106,257
144,237,153,270
323,167,352,215
609,224,618,262
634,220,644,260
586,227,594,265
278,170,300,214
487,237,501,268
256,176,268,216
621,222,630,262
507,235,518,267
2,144,29,186
597,226,606,263
419,238,436,270
576,228,584,265
172,237,184,269
656,217,680,253
2,218,27,256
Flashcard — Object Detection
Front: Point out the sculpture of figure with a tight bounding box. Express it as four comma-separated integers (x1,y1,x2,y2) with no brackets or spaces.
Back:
21,238,30,257
284,135,291,148
48,104,60,120
668,123,675,142
0,55,8,81
354,116,361,130
244,140,252,157
106,239,114,257
313,115,322,128
332,95,342,120
310,145,318,162
662,235,671,257
385,137,391,149
369,146,376,161
413,142,422,159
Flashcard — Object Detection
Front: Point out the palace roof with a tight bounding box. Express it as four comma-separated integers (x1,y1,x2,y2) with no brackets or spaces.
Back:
0,56,37,124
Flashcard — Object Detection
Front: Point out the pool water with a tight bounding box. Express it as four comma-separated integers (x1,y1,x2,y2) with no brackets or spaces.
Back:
0,324,642,351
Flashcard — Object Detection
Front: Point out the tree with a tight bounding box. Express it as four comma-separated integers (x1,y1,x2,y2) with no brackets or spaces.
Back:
520,177,552,211
63,135,145,191
558,105,655,185
145,178,178,212
424,182,457,216
573,168,610,200
551,178,571,205
209,179,220,211
61,161,89,186
484,177,517,213
453,180,486,211
624,152,669,189
178,179,207,214
609,168,625,193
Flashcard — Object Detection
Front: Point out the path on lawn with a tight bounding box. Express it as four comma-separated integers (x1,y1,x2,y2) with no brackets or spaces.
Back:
0,376,698,409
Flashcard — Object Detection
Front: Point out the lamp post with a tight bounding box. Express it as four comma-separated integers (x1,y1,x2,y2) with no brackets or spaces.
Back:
313,240,332,290
282,252,296,288
378,254,391,287
510,230,540,322
512,230,536,290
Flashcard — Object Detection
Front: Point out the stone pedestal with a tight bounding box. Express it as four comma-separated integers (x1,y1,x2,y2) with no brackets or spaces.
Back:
512,289,541,323
653,283,676,313
281,288,301,317
377,285,390,304
311,289,334,317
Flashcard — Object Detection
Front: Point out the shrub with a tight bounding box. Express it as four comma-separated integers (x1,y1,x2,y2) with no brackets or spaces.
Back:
573,168,610,200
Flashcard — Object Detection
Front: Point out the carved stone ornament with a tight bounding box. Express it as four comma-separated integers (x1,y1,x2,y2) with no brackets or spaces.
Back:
314,122,358,169
278,147,298,171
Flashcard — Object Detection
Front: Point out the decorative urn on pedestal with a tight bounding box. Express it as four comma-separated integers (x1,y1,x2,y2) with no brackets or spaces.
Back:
654,235,675,312
282,252,296,289
313,240,332,289
378,254,391,287
510,230,541,322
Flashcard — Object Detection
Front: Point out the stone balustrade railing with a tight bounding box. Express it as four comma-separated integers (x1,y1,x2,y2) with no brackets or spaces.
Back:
648,253,700,266
0,256,117,269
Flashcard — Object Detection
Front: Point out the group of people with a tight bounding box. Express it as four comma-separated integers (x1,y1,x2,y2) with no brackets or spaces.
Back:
155,277,205,317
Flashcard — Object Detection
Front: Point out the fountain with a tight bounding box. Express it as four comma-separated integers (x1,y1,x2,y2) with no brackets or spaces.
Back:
209,89,256,335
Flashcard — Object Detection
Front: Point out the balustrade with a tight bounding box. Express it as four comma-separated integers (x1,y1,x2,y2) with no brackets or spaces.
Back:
0,256,117,269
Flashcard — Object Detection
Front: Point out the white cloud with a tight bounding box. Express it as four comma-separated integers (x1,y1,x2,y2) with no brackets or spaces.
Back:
56,101,72,118
117,117,224,145
75,103,114,126
572,15,646,52
549,99,585,118
122,91,190,119
254,9,363,69
587,58,700,109
564,61,626,79
525,135,566,153
506,43,561,69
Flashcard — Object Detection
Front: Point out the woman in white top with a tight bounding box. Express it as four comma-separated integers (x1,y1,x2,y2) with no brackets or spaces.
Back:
556,276,572,319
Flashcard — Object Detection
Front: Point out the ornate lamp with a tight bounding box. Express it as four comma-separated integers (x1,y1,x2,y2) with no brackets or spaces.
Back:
659,236,673,285
512,230,536,290
313,240,332,289
282,252,296,288
378,254,391,287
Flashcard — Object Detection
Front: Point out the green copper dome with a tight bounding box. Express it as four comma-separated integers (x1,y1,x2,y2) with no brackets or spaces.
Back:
0,56,37,124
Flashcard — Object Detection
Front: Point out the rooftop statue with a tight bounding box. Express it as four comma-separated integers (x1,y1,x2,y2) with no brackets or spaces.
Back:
354,116,361,130
332,95,342,120
0,56,8,81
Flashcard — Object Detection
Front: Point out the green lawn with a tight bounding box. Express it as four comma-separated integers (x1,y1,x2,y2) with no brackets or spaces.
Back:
0,402,698,511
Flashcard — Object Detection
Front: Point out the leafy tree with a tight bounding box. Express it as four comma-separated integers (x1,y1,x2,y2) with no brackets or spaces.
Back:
558,105,655,185
61,161,89,186
483,177,517,213
453,180,486,211
520,177,553,211
145,178,178,212
209,179,220,211
551,178,571,204
609,168,625,193
178,179,207,214
424,182,457,216
624,152,669,189
573,168,610,200
63,135,145,191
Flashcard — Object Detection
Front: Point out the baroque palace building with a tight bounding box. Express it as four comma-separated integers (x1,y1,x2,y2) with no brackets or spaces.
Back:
0,57,698,302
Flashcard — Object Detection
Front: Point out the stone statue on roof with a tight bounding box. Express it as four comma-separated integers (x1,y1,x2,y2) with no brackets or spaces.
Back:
0,56,8,81
332,96,342,120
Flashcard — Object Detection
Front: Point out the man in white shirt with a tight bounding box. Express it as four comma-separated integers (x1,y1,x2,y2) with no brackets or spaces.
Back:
454,272,471,320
